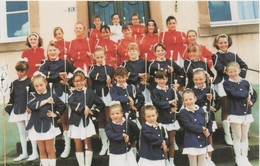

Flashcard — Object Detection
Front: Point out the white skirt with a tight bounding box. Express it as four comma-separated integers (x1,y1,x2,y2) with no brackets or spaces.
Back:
162,120,180,131
101,88,112,106
9,109,30,122
28,124,61,141
228,114,254,124
214,78,226,97
68,118,96,140
142,88,152,103
212,121,218,133
53,88,67,103
176,52,184,68
138,157,165,166
182,145,214,155
109,149,137,166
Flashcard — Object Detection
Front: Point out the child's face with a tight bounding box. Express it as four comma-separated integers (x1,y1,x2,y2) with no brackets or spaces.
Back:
114,75,128,86
28,35,39,48
226,66,241,80
122,28,132,38
189,49,200,61
131,16,140,25
94,18,101,27
147,22,155,33
55,29,64,41
193,73,206,88
101,28,111,40
94,50,106,64
128,48,139,60
110,107,123,123
112,15,120,25
74,24,85,37
155,77,168,88
145,109,158,125
154,46,166,59
217,37,228,52
17,70,27,79
167,19,177,31
187,32,197,44
48,46,60,61
73,75,86,90
183,93,197,109
34,78,47,94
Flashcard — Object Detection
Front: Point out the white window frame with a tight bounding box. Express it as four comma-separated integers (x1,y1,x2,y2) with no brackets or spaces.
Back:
0,1,30,43
210,1,259,27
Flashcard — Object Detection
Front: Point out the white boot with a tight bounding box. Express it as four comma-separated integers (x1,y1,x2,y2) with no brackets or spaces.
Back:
223,120,233,145
40,159,49,166
49,159,56,166
206,156,216,166
174,138,179,150
233,143,243,166
241,142,252,166
75,152,85,166
60,131,71,158
98,128,108,156
27,140,39,161
132,147,137,159
85,150,93,166
168,158,175,166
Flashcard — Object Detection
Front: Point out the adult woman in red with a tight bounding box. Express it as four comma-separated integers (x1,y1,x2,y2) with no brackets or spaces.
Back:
140,19,158,61
21,32,46,78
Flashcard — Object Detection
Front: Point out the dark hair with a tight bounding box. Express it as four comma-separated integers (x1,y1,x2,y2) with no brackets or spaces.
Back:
15,61,29,72
26,32,43,48
111,13,120,19
213,34,232,49
93,15,101,21
182,89,196,100
141,104,157,117
187,29,197,37
153,43,166,53
114,67,128,77
53,27,64,37
100,25,111,33
155,70,168,79
187,44,201,53
166,16,177,25
72,70,87,82
144,19,158,34
122,24,131,31
131,13,140,20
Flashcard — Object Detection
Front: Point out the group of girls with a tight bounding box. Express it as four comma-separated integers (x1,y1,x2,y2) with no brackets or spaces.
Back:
2,13,257,166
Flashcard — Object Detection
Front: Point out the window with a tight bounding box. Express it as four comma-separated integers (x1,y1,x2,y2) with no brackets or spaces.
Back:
0,1,29,43
208,1,259,27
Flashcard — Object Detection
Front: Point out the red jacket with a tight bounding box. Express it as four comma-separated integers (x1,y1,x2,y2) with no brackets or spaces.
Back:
21,47,45,78
140,34,158,61
55,39,71,62
131,24,145,40
90,28,102,40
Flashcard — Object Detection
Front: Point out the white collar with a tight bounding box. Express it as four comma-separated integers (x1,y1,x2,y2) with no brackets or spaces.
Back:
37,89,47,95
229,77,242,83
156,85,168,91
76,87,87,91
194,84,206,90
18,76,27,81
219,50,228,54
156,57,166,61
112,117,125,125
96,61,106,66
145,121,158,128
50,57,59,61
185,104,199,113
116,82,128,88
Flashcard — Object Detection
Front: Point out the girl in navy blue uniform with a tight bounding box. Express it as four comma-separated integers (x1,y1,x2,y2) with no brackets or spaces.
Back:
138,104,169,166
105,101,139,166
148,43,185,91
212,34,248,145
179,89,213,166
2,59,39,161
39,42,76,158
89,46,114,156
151,70,182,166
26,72,65,166
191,69,221,165
110,67,145,155
184,44,214,88
223,62,257,166
122,43,151,103
68,69,105,166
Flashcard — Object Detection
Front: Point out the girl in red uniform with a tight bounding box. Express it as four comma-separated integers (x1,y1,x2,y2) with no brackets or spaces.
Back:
90,15,102,40
131,13,145,40
21,32,46,78
117,24,141,65
69,22,95,70
140,19,159,61
184,30,213,68
95,25,117,68
160,16,188,67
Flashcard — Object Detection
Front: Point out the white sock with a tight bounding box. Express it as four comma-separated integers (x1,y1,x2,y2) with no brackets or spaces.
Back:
17,121,27,156
31,140,38,155
169,157,174,163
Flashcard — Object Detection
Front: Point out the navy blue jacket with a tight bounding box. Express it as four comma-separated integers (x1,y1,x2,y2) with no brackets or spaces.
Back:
68,88,105,127
110,83,145,120
139,123,169,160
179,106,212,149
151,86,182,124
105,120,139,154
39,59,76,97
212,52,247,84
5,77,32,115
184,60,214,88
89,64,114,97
122,59,147,91
192,85,221,121
148,59,185,89
223,78,257,116
26,91,66,132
